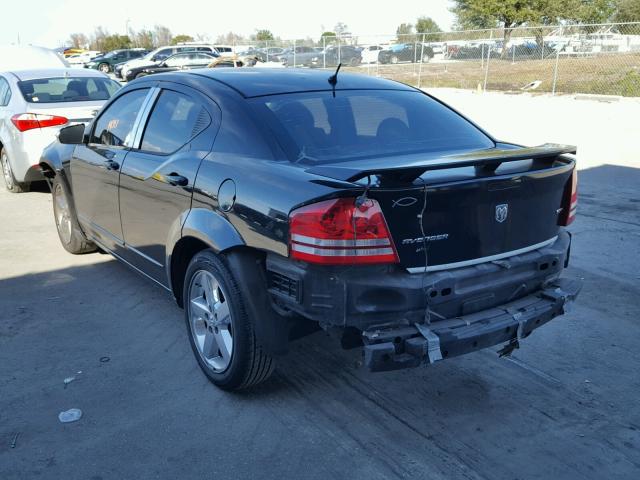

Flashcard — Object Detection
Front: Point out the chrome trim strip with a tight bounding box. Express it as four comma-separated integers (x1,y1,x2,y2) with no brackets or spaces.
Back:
130,87,161,148
407,236,558,273
127,245,164,268
292,243,394,257
291,233,390,247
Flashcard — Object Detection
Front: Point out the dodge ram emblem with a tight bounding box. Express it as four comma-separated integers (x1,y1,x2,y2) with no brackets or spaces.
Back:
495,204,508,223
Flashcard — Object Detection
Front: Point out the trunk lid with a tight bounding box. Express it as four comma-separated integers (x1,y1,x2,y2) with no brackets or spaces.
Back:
307,144,576,270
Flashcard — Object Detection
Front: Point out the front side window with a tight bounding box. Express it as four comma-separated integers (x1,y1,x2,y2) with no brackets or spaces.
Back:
18,77,120,104
153,49,174,61
91,89,149,147
250,90,495,164
141,90,210,154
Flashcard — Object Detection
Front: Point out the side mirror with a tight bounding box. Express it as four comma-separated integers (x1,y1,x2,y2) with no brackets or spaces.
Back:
58,124,86,145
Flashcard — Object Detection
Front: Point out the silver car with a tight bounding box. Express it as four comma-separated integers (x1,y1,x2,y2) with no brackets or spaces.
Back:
0,68,120,192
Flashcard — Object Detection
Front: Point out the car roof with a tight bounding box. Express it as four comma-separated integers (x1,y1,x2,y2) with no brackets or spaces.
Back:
187,68,415,98
5,68,111,81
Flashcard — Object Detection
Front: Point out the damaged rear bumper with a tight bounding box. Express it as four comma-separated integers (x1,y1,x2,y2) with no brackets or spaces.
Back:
362,277,582,372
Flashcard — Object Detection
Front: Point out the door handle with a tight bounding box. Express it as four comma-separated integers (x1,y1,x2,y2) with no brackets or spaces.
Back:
104,160,119,171
160,173,189,186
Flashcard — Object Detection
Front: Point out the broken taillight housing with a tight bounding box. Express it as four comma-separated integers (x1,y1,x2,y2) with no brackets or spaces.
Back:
558,168,578,226
11,113,68,132
289,197,399,265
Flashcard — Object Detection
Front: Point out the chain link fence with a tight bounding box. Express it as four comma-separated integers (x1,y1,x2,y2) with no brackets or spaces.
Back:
239,22,640,97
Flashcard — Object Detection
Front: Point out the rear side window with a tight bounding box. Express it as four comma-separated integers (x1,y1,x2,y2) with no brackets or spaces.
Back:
250,90,494,164
0,77,10,106
18,77,120,103
91,89,149,147
140,90,210,154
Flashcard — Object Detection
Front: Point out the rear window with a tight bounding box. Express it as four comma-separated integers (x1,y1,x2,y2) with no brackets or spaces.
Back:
18,77,121,103
250,90,494,164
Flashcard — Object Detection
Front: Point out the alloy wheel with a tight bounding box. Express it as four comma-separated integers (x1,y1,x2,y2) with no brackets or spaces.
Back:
99,64,110,73
188,270,234,372
54,183,72,245
1,151,15,190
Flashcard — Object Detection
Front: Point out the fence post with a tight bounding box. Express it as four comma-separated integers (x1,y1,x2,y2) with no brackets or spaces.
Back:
323,35,326,69
418,33,425,89
483,30,493,93
338,35,341,64
552,45,560,95
293,39,296,67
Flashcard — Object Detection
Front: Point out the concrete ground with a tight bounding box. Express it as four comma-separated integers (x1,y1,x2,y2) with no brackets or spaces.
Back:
1,92,639,479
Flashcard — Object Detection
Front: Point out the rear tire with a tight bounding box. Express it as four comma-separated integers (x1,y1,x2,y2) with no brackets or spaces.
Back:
184,250,275,391
52,176,97,254
1,149,29,193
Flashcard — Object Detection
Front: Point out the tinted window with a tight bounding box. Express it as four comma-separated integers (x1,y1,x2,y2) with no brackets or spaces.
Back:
141,90,210,154
91,89,149,147
153,48,174,61
0,77,10,106
18,77,120,103
251,90,494,164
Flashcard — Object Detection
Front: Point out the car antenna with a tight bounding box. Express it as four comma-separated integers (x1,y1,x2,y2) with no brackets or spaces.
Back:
328,63,342,97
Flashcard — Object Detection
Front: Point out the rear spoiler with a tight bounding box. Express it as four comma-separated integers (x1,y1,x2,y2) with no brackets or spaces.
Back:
305,143,576,183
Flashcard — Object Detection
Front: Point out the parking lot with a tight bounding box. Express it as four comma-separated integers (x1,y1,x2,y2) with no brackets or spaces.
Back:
1,92,639,479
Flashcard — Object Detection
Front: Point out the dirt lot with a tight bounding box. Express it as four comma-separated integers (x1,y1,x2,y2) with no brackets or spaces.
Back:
1,93,639,479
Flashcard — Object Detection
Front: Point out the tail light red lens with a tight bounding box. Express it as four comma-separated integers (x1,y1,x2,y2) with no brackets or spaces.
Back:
11,113,68,132
289,197,399,265
559,168,578,226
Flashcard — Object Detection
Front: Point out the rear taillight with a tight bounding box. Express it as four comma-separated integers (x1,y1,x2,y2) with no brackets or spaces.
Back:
559,168,578,226
11,113,68,132
289,197,399,265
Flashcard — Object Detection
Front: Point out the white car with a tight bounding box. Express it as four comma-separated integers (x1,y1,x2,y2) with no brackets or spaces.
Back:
360,45,386,64
119,44,220,81
66,51,102,67
0,68,120,192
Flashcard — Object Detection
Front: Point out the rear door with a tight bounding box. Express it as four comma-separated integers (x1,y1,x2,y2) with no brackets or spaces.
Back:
72,87,151,252
118,83,220,285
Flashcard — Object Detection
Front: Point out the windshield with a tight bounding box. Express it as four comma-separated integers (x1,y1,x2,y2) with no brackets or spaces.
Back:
250,90,494,164
18,77,121,103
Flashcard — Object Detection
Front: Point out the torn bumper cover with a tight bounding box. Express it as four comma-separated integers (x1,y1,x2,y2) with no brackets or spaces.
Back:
362,277,582,372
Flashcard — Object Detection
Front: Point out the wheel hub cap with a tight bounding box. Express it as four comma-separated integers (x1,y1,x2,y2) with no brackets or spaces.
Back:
54,184,72,244
2,153,14,190
189,270,233,372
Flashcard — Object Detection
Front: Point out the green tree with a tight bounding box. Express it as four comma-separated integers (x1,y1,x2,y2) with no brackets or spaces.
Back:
451,0,572,56
171,34,194,45
255,29,274,41
415,16,443,41
396,22,415,42
615,0,640,32
575,0,615,23
102,34,131,52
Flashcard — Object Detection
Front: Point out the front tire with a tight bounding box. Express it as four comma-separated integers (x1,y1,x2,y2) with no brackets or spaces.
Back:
1,149,28,193
135,72,148,79
390,55,399,64
184,250,275,391
98,63,111,73
52,176,97,254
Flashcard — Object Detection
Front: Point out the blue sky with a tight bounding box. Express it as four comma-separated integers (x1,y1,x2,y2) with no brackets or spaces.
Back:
2,0,456,47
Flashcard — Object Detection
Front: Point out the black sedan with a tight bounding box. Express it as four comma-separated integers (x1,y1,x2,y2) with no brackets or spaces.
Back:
379,43,434,64
41,69,580,391
124,51,219,81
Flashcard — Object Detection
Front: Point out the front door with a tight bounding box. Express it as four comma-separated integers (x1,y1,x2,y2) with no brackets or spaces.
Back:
118,84,219,285
72,88,150,252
